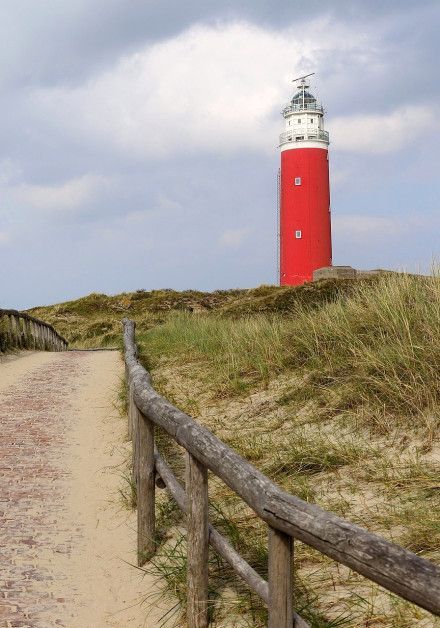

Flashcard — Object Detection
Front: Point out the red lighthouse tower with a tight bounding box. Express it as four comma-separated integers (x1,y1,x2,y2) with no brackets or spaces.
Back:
279,74,332,285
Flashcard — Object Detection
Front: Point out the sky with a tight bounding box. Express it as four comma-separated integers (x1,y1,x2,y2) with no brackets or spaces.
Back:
0,0,439,309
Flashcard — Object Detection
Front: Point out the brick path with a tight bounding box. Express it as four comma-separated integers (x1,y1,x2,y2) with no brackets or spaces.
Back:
0,351,164,628
0,352,87,627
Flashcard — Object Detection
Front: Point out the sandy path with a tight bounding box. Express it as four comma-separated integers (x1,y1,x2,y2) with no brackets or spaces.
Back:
0,351,169,628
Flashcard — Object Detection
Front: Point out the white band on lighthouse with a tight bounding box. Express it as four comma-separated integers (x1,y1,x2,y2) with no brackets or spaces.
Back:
280,140,328,152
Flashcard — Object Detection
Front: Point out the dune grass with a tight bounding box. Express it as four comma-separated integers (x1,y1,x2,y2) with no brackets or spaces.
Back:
138,271,440,626
143,271,440,431
26,272,440,626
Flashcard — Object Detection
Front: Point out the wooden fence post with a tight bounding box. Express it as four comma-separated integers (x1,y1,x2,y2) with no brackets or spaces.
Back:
28,320,35,349
131,386,138,477
36,323,42,349
127,381,134,440
21,319,26,348
135,403,155,565
34,321,40,349
186,452,209,628
9,315,16,346
16,317,22,348
268,526,293,628
6,315,12,347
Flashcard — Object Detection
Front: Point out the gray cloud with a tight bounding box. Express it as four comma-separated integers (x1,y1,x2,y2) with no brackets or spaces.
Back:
1,1,436,87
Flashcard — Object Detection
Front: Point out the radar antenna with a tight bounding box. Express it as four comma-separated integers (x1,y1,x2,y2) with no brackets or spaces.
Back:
291,72,315,84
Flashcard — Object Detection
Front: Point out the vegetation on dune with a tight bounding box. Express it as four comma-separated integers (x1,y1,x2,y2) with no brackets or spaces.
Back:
28,272,440,626
26,278,366,349
143,272,440,425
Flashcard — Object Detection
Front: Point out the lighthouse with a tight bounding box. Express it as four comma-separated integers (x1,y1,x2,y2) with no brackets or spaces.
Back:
279,74,332,285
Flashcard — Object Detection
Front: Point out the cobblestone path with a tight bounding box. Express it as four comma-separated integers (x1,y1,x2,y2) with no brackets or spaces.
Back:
0,351,164,628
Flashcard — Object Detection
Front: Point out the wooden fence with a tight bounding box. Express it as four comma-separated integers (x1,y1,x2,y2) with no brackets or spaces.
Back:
0,309,68,352
123,319,440,627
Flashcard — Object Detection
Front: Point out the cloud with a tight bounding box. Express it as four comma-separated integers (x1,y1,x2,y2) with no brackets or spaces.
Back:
0,159,22,185
330,167,352,188
31,20,381,159
334,214,401,238
0,231,10,245
328,105,438,154
156,193,182,212
11,175,107,211
219,227,251,248
333,211,440,241
0,1,432,90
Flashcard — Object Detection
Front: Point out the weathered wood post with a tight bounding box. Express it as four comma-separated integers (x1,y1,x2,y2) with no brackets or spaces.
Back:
186,452,209,628
11,315,16,346
9,315,17,347
0,315,4,351
131,384,138,474
34,321,40,349
21,318,27,348
16,316,23,348
20,318,26,348
135,403,155,565
28,319,34,349
9,315,13,346
6,314,12,347
16,316,22,348
128,381,134,440
268,527,293,627
35,323,41,349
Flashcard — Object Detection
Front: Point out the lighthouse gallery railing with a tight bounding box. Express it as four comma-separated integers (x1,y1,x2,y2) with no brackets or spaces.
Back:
282,102,324,114
123,319,440,628
279,129,329,146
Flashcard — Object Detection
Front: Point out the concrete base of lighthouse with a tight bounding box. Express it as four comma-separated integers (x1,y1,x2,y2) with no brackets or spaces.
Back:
312,266,356,281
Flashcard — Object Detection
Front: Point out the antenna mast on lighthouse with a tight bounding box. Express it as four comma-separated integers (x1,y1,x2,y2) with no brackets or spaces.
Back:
291,72,315,109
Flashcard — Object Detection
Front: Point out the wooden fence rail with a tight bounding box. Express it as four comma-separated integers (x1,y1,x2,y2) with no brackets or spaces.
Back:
0,308,68,352
123,318,440,627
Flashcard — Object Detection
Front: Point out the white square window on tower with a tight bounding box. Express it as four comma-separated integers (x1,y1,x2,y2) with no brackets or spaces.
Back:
294,177,301,185
295,230,302,239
